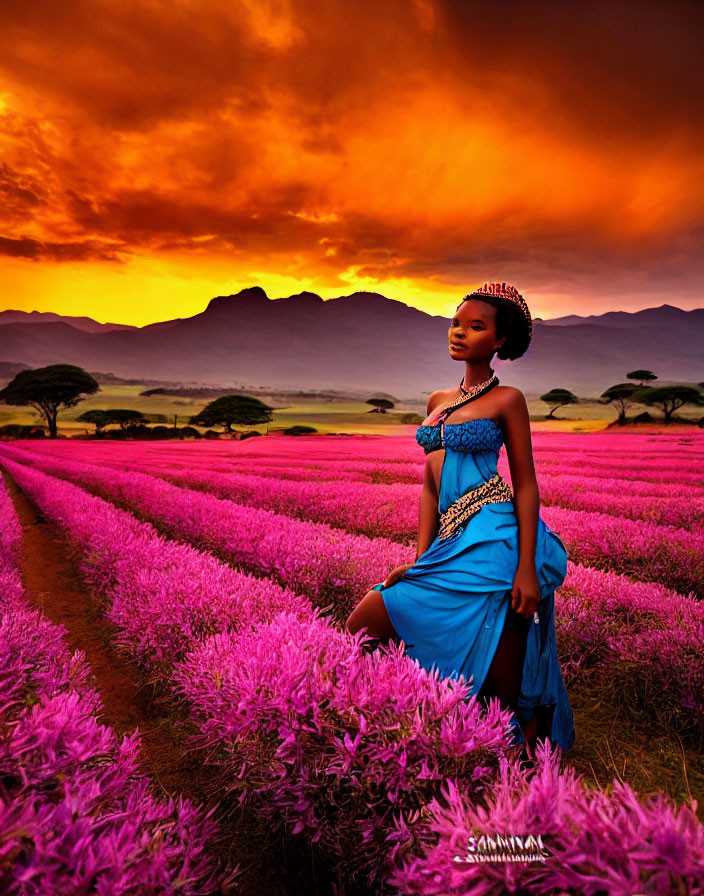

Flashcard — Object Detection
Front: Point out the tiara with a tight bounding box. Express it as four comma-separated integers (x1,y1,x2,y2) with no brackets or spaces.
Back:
462,281,532,338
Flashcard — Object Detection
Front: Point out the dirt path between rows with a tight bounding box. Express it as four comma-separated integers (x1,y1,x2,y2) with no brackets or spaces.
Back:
2,467,338,896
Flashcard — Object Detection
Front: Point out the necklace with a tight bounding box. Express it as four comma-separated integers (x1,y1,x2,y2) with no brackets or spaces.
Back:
436,369,499,422
458,370,496,398
425,369,499,428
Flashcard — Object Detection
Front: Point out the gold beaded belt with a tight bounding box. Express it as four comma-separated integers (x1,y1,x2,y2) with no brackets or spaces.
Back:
437,473,514,540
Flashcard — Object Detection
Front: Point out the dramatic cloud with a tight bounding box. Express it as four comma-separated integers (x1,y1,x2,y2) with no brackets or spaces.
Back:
0,0,702,324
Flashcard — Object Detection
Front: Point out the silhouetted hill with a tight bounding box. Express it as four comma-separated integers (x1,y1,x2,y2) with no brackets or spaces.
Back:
0,309,137,333
542,303,704,330
0,360,31,383
1,289,702,400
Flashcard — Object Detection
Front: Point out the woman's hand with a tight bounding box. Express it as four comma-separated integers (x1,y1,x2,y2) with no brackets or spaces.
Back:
510,564,541,618
382,563,415,588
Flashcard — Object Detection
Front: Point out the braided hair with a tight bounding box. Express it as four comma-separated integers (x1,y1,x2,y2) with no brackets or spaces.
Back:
457,281,533,360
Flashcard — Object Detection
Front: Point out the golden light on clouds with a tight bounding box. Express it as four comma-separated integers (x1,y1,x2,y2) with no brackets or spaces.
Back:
0,0,702,326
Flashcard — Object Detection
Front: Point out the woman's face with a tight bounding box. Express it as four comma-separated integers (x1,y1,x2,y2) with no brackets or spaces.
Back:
448,299,501,359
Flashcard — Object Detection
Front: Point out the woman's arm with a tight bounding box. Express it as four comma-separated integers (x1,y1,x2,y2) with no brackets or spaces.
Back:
500,387,539,571
415,391,442,560
416,461,440,560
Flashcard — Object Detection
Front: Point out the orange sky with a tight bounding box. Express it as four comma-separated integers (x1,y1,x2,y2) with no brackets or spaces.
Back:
1,0,702,326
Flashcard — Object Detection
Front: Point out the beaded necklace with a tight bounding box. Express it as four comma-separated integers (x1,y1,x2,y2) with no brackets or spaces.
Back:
428,369,500,427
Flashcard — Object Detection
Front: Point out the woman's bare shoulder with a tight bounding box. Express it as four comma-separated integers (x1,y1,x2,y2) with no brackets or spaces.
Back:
426,388,455,413
496,385,526,405
495,386,529,426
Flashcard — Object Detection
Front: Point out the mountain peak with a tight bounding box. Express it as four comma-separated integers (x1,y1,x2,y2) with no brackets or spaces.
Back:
332,291,407,310
654,303,686,313
204,286,269,312
272,291,324,304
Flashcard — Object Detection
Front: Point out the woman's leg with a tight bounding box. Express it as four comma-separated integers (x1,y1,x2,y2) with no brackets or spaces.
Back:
346,588,399,642
478,607,537,757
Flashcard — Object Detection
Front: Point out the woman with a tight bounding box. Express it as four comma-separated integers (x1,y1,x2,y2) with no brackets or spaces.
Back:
345,281,575,760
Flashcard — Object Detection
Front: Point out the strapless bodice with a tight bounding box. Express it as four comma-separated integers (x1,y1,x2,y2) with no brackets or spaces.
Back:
415,418,503,455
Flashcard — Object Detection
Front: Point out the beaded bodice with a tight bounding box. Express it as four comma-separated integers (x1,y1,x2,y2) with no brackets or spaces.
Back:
415,418,503,455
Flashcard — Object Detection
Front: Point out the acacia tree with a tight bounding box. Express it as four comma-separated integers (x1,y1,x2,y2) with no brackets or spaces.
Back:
539,388,579,419
0,364,100,438
78,409,149,435
627,369,658,388
104,409,146,430
367,398,394,414
189,395,273,433
77,409,111,434
599,383,642,426
629,385,704,424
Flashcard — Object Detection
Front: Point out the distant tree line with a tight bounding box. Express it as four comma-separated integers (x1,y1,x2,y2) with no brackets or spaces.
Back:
1,363,703,439
541,369,704,425
0,364,278,439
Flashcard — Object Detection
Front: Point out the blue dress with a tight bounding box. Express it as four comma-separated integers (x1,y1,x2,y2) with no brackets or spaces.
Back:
370,417,575,750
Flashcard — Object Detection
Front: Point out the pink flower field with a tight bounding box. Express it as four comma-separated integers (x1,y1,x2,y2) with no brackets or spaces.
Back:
2,429,703,895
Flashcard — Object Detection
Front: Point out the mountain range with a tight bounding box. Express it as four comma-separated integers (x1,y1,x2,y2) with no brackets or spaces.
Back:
1,288,702,401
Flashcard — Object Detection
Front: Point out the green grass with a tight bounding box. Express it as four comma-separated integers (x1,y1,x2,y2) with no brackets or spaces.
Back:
2,384,700,436
0,387,428,436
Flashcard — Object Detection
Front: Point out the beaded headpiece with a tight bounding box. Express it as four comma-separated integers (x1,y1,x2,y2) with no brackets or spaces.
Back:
461,281,533,342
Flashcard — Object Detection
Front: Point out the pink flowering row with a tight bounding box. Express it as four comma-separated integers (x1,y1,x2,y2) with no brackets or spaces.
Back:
24,438,426,484
22,435,704,491
133,450,704,489
538,466,704,500
538,503,704,597
62,454,422,538
159,450,704,531
537,471,704,530
556,562,704,739
16,443,703,738
4,444,704,738
533,454,704,481
66,428,704,464
9,440,703,597
227,443,704,485
3,465,704,892
390,742,704,895
0,477,224,895
219,452,704,487
0,457,315,679
62,447,704,534
0,456,521,890
0,444,411,617
23,434,704,541
5,440,704,632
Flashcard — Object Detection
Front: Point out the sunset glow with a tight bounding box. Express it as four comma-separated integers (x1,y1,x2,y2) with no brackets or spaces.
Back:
1,0,702,325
